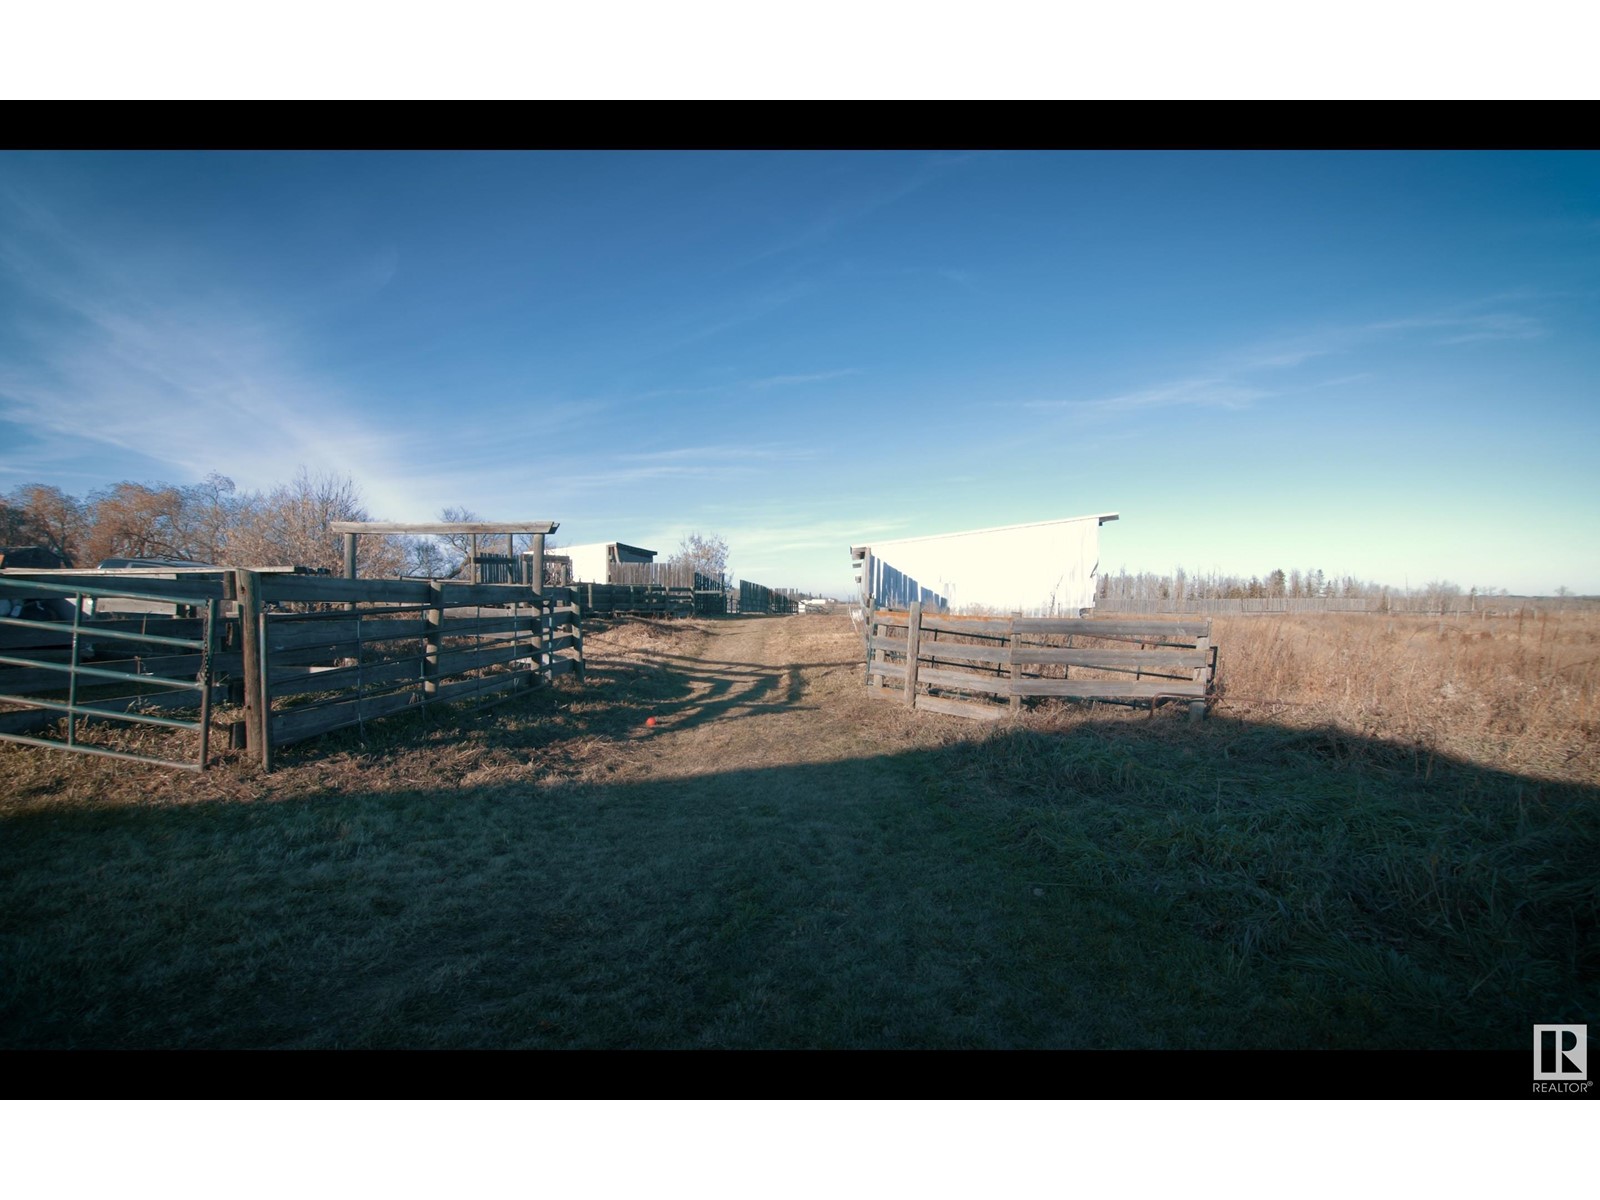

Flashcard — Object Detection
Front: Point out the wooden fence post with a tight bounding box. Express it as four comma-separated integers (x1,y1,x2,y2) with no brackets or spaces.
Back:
572,591,585,682
540,591,553,685
423,581,443,704
903,600,923,708
529,533,545,596
864,604,879,687
1190,623,1211,723
236,570,267,766
1007,616,1021,715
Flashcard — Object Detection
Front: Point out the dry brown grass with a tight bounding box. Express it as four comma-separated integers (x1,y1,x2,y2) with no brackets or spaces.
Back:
1,610,1594,1049
1209,609,1600,785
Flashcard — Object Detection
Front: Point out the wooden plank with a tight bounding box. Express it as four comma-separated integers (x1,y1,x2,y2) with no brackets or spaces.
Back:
1007,618,1020,715
903,601,922,707
913,640,1009,665
267,643,368,667
269,686,421,745
438,581,540,607
435,613,542,638
1190,633,1211,723
423,582,443,702
1025,647,1208,670
868,661,906,681
265,617,429,651
266,655,426,698
1029,618,1213,640
915,693,1005,722
436,641,531,676
917,665,1011,696
259,575,431,604
434,670,534,703
918,614,1211,640
1011,678,1205,699
329,521,557,535
548,655,577,677
236,570,266,764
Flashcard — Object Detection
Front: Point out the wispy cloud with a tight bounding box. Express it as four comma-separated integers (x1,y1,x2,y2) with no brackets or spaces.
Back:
0,189,595,520
737,153,981,269
1023,294,1555,420
748,368,862,389
1026,377,1270,415
1366,311,1547,345
633,367,860,401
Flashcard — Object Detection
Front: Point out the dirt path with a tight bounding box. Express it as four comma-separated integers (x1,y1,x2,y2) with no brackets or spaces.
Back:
595,613,898,780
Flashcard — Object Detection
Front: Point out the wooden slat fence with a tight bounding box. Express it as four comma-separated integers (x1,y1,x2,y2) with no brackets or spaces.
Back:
864,603,1216,722
576,583,697,617
238,573,583,770
737,581,795,614
2,567,591,771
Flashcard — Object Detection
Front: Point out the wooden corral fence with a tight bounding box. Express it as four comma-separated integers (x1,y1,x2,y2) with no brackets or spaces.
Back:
582,567,728,616
237,572,582,771
576,583,695,617
738,581,796,615
864,602,1216,723
1,565,587,772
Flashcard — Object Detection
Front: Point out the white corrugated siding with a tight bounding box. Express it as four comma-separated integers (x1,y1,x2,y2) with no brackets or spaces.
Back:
855,514,1113,616
562,544,615,583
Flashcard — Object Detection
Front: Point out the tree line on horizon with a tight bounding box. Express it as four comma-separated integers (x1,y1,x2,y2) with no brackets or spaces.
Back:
3,471,1568,601
1096,566,1534,609
2,470,468,578
0,471,732,586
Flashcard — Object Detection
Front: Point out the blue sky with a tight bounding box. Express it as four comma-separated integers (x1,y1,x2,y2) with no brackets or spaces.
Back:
2,150,1597,595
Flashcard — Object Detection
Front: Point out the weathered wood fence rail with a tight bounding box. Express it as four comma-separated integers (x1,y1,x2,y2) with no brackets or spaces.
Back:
864,603,1216,722
1,567,586,771
577,583,698,617
738,581,795,614
239,573,582,771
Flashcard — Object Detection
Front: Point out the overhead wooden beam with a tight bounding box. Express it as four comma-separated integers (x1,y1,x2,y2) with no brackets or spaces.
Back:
328,521,559,535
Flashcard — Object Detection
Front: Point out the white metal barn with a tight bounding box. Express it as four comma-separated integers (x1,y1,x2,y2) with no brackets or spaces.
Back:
851,513,1119,616
561,542,658,584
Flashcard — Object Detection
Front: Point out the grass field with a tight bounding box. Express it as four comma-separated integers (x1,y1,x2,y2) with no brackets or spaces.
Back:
0,610,1594,1048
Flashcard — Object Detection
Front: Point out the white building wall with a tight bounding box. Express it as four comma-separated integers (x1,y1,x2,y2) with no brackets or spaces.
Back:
562,543,615,584
857,514,1115,616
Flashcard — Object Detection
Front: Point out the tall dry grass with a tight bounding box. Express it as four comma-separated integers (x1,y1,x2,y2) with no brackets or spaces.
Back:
1210,610,1600,784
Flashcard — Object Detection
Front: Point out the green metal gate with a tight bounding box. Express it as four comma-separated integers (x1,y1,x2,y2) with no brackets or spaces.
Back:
0,576,224,771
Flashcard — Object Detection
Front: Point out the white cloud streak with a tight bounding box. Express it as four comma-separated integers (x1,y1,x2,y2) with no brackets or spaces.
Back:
0,189,599,520
1024,296,1553,418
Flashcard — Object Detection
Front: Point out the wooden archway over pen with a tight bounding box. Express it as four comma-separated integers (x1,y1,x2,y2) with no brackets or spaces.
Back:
329,521,559,592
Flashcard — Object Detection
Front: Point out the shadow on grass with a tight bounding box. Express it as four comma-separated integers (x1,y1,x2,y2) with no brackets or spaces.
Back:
1,708,1594,1051
578,648,863,733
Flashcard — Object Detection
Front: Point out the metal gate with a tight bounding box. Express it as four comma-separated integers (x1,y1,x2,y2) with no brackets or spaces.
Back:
0,575,223,771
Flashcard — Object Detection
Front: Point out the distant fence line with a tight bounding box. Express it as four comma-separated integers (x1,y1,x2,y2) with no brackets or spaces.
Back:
1096,596,1544,617
737,581,794,615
